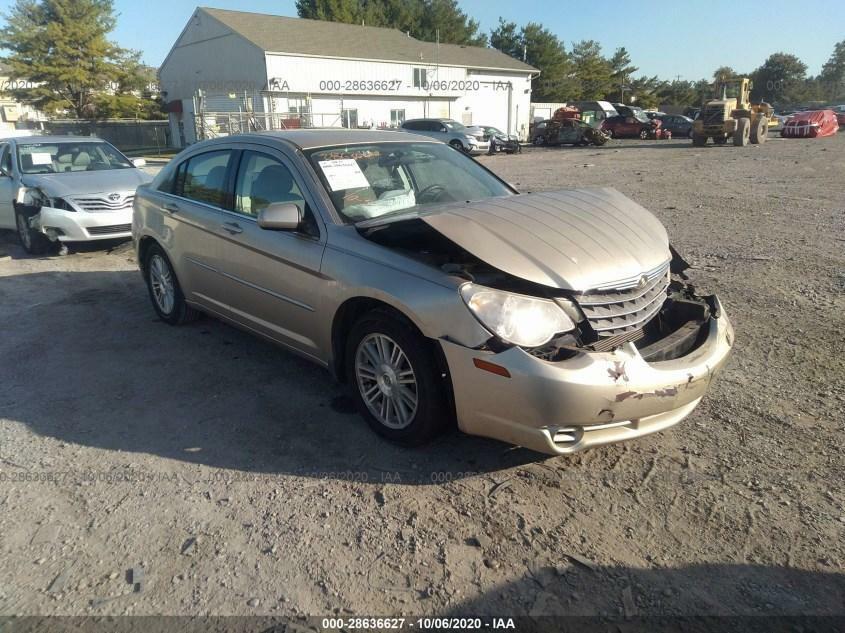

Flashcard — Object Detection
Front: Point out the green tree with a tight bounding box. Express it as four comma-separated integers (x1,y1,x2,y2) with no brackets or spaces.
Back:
296,0,486,46
819,40,845,101
750,53,807,105
0,0,151,119
490,19,576,101
655,80,698,106
627,75,661,108
713,66,737,83
608,47,638,102
571,40,612,100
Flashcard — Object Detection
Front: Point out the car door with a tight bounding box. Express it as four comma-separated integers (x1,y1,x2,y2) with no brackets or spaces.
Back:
154,148,234,307
212,145,327,360
558,120,579,144
0,143,16,229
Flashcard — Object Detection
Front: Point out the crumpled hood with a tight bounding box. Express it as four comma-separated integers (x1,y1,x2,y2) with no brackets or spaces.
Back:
364,187,671,291
22,168,151,197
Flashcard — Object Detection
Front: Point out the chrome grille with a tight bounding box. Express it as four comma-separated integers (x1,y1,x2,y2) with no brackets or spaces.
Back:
71,194,134,213
573,261,670,338
87,224,131,236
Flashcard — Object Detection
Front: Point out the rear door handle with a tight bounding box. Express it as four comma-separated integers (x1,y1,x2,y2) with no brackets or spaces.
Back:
162,202,179,213
221,221,243,235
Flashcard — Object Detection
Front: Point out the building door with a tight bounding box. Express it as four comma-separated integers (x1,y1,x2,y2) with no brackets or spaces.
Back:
390,109,405,128
342,109,358,128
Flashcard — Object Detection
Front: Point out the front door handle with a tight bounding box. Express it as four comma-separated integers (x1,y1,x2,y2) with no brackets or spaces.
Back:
162,202,180,213
221,221,243,235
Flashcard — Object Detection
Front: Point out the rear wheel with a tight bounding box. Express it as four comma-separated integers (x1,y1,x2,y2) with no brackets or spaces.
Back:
448,139,465,152
733,117,751,146
639,128,650,140
15,207,50,255
750,117,767,144
346,309,449,446
692,134,708,146
144,244,200,325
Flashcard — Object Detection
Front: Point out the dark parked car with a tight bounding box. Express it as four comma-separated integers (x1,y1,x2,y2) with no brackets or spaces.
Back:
479,126,521,154
531,118,609,146
600,114,666,139
656,114,695,138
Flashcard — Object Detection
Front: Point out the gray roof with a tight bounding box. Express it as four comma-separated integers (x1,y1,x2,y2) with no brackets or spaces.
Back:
202,129,439,150
200,7,537,73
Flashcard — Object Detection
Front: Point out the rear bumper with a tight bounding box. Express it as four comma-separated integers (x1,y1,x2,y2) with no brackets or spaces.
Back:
36,206,132,241
440,297,734,455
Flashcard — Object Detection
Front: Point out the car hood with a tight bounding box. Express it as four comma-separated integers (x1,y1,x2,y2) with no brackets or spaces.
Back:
21,168,151,197
359,188,670,291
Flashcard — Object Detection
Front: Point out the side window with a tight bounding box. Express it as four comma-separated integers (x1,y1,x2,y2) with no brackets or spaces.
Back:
233,151,318,236
178,150,231,208
0,145,10,174
403,121,419,131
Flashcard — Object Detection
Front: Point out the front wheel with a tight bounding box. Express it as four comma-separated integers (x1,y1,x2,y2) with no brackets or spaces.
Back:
639,128,650,140
346,310,450,446
15,208,51,255
734,117,751,146
692,134,708,146
448,139,465,152
144,244,200,325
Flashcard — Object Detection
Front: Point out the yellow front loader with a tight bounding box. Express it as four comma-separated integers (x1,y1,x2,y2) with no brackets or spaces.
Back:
692,78,774,147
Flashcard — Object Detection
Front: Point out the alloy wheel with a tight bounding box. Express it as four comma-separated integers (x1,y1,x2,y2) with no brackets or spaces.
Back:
355,333,418,430
149,254,176,315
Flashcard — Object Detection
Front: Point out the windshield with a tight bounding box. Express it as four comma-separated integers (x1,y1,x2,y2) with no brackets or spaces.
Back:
307,142,513,223
16,141,133,174
442,120,466,131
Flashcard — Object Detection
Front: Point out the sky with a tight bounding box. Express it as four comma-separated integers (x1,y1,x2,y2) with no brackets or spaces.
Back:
1,0,843,81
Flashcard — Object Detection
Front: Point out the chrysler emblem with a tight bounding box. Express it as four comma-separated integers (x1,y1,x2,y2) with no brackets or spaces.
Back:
108,193,121,202
637,275,649,289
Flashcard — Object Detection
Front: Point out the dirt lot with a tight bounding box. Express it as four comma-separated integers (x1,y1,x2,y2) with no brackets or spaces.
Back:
0,135,843,622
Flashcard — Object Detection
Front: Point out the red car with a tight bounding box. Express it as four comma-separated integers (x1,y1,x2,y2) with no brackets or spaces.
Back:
600,114,667,139
781,110,839,138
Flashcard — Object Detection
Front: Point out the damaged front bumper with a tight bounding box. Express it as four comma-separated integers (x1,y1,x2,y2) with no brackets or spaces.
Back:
20,204,133,242
440,295,733,455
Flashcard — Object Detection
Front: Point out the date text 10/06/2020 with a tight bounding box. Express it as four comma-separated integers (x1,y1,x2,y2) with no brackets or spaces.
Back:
267,78,515,93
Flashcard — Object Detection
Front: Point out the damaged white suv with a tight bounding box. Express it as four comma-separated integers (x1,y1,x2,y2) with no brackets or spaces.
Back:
0,136,151,253
134,130,733,455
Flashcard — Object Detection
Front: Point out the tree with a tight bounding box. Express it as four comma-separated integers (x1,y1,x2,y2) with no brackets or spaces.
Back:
819,40,845,101
627,75,661,108
296,0,486,46
713,66,737,83
655,80,698,106
608,47,638,102
490,19,576,101
0,0,151,119
751,53,808,105
571,40,612,100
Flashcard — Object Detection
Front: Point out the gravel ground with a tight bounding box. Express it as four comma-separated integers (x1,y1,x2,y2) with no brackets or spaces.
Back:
0,135,843,621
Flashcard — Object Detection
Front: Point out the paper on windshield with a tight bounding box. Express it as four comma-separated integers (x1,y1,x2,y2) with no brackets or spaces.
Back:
30,152,53,165
318,159,370,191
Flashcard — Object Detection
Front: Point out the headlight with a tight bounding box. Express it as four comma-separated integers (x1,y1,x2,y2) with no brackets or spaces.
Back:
460,283,575,348
47,197,75,211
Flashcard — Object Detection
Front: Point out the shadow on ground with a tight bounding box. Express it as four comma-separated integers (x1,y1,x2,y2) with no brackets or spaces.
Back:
442,563,845,631
0,268,550,483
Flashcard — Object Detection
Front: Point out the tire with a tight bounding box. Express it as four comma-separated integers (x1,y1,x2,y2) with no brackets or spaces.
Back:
750,117,767,144
639,128,650,140
692,134,707,146
346,309,449,446
532,135,545,146
144,243,200,325
15,207,51,255
734,117,751,146
448,139,465,152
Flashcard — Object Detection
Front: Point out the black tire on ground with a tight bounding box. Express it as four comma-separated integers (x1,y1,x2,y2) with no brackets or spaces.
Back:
448,139,465,152
346,309,450,446
750,117,767,144
15,207,51,255
734,117,751,146
692,134,708,146
143,243,200,325
532,135,545,146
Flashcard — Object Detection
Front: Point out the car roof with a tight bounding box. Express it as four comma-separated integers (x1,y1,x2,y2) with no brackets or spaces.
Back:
194,129,439,150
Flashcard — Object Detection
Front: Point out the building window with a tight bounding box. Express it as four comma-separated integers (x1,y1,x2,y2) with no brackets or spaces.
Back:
413,68,427,88
390,109,405,127
342,109,358,128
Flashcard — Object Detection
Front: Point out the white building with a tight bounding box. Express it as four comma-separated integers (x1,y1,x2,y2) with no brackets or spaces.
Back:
159,7,538,146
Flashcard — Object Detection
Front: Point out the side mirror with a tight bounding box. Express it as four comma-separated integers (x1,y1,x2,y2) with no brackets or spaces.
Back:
132,158,146,168
258,202,302,231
